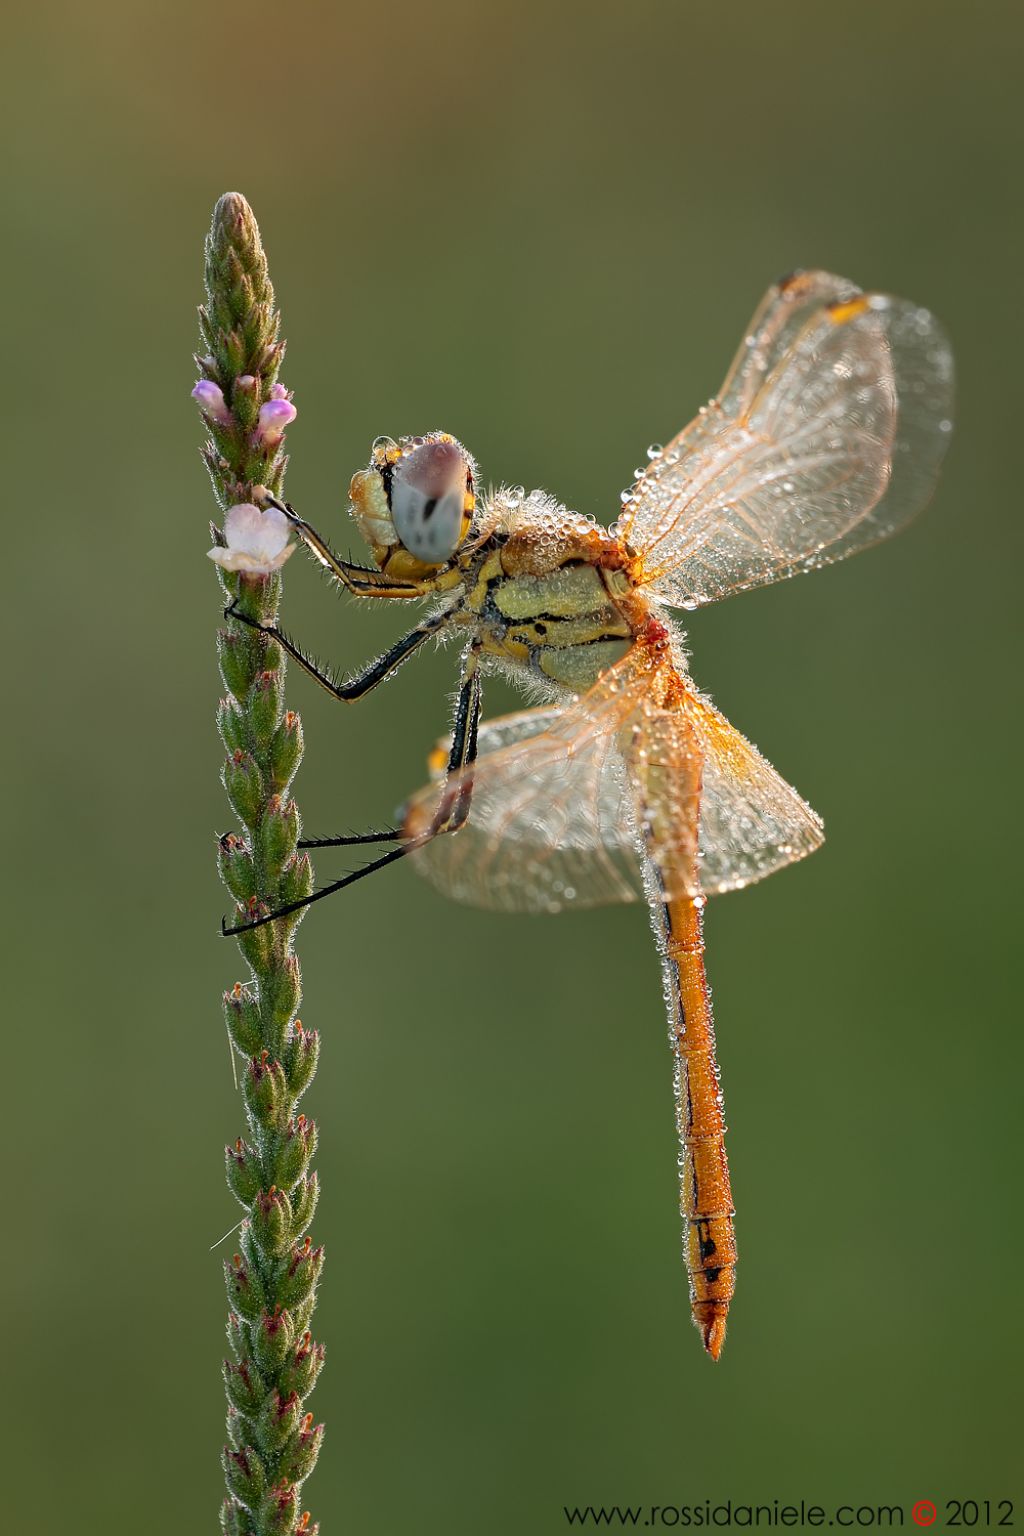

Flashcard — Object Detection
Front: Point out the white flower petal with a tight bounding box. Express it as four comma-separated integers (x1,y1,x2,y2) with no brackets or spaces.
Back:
209,502,297,575
208,542,296,574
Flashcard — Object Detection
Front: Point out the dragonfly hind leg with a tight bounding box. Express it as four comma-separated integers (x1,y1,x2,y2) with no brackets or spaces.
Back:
220,645,483,936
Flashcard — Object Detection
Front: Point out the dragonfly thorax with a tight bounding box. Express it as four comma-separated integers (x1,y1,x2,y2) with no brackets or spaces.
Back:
349,431,477,579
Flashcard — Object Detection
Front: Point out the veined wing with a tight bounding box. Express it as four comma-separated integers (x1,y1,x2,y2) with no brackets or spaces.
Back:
403,692,645,914
614,272,954,609
685,691,824,892
403,656,824,911
622,684,823,897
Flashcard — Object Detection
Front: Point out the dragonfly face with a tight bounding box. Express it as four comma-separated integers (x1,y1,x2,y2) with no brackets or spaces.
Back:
226,271,955,1361
349,431,477,581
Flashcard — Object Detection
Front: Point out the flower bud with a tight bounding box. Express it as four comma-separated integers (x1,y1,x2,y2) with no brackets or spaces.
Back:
223,327,246,377
218,832,258,904
258,796,299,876
222,1356,265,1418
224,981,262,1057
278,851,313,913
277,1238,324,1312
223,749,263,827
269,710,303,793
251,1185,292,1258
225,1136,262,1206
266,952,302,1031
257,1482,301,1535
193,379,232,425
279,1331,325,1401
257,398,297,446
232,373,260,431
222,1445,267,1509
271,1115,317,1192
245,1049,287,1128
253,1305,296,1376
235,903,273,971
225,1249,267,1322
256,1390,301,1457
217,696,248,754
249,668,284,742
277,1416,324,1486
289,1173,319,1239
218,628,257,702
283,1022,319,1099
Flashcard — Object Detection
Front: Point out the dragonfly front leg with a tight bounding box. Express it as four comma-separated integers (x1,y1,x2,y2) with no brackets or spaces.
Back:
263,494,427,598
224,602,451,704
221,641,484,935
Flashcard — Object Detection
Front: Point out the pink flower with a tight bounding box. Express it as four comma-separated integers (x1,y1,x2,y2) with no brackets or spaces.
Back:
208,503,296,576
192,379,231,425
270,383,291,401
257,398,298,444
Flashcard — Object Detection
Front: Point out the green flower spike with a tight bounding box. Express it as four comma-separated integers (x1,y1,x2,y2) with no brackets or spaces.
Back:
195,191,323,1536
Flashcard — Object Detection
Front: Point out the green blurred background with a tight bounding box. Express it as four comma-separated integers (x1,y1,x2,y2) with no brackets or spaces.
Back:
3,0,1021,1529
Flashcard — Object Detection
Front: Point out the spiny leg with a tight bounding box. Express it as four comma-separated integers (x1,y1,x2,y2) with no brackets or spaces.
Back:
430,642,482,835
221,642,484,934
224,600,453,704
298,828,401,850
263,493,427,598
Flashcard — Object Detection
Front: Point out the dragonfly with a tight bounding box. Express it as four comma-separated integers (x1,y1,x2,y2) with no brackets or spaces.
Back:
224,270,954,1360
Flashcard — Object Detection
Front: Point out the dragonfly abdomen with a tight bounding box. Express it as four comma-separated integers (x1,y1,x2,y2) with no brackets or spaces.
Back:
658,894,737,1361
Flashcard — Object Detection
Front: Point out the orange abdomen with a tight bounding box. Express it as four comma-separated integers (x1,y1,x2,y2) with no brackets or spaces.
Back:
660,894,737,1360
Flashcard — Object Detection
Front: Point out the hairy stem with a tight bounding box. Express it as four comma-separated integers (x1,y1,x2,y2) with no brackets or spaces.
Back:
197,192,324,1536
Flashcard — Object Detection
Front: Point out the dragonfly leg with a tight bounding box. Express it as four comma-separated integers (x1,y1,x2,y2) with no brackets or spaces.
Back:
426,640,482,837
221,643,483,935
221,840,426,935
297,827,402,850
262,493,427,598
224,601,452,704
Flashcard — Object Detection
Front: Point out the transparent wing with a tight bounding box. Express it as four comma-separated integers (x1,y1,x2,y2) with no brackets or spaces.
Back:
403,695,646,914
614,273,954,609
403,656,824,911
686,692,824,893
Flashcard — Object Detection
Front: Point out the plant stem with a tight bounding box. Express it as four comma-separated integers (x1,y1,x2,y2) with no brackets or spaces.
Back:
197,192,324,1536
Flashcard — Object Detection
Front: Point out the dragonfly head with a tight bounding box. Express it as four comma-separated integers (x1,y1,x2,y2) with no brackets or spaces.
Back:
349,432,476,575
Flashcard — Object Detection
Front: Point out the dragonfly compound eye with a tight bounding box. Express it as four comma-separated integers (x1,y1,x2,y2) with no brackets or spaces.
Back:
389,434,475,565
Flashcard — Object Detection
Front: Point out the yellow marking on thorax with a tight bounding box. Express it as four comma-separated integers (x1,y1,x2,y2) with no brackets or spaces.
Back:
493,562,612,622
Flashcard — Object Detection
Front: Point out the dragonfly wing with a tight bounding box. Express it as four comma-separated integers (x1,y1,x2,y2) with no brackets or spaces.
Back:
404,644,824,910
683,690,825,894
622,685,822,901
615,273,954,609
403,696,648,913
